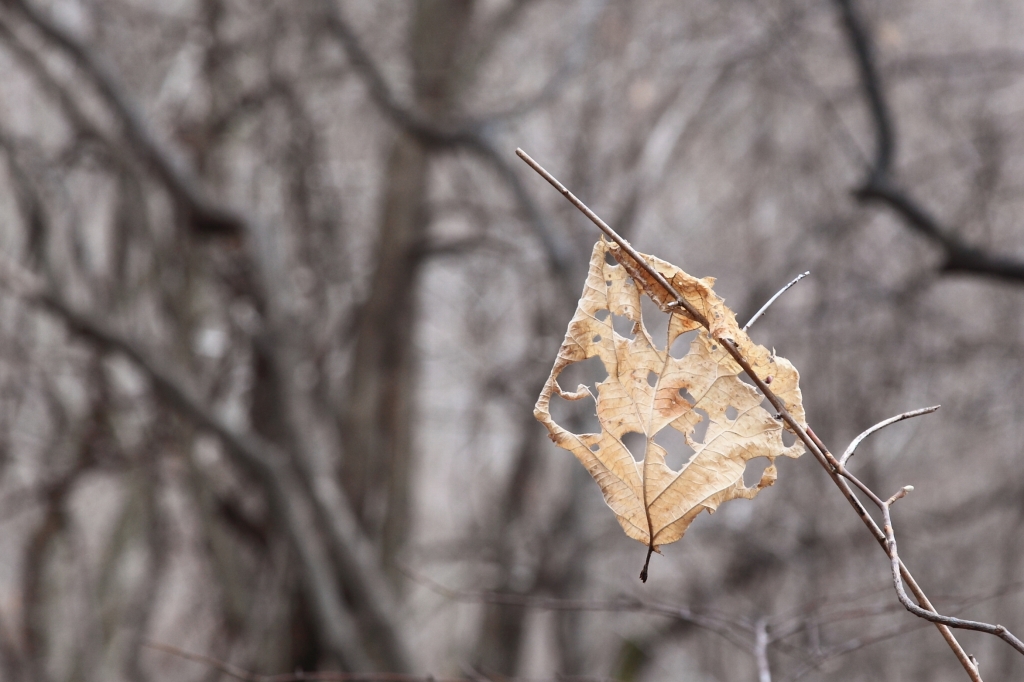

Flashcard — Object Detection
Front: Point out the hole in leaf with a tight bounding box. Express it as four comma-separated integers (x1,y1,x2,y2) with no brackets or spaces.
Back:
647,371,658,387
548,391,600,434
743,457,771,487
555,355,608,394
611,313,636,339
605,251,618,266
626,277,634,287
678,387,695,404
691,407,710,445
782,429,796,447
725,406,738,420
606,280,612,287
655,425,697,471
670,330,699,359
590,443,600,452
592,335,602,343
595,309,610,322
621,432,647,462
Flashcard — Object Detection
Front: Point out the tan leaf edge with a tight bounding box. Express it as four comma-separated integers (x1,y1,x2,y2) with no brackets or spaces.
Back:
535,239,806,575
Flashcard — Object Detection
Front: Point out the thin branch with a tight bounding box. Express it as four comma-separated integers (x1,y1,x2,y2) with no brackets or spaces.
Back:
402,568,755,653
515,149,994,681
755,618,772,682
0,258,413,672
473,0,609,123
834,0,893,181
839,406,940,468
145,641,453,682
514,148,705,323
803,426,983,682
147,641,622,682
6,0,243,236
320,2,573,275
1,4,417,670
881,492,1024,655
779,619,932,682
743,271,810,331
834,0,1024,284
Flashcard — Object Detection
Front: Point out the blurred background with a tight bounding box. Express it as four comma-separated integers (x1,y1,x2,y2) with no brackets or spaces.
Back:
0,0,1022,680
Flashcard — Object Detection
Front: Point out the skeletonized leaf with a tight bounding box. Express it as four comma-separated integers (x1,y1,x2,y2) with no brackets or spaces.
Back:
535,240,805,575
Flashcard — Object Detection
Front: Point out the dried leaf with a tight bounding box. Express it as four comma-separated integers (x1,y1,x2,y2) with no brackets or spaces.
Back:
535,240,806,577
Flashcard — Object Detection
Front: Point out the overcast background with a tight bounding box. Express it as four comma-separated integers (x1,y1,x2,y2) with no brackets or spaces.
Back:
0,1,1023,681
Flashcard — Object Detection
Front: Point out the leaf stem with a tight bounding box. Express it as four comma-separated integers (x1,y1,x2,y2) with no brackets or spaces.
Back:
640,544,654,583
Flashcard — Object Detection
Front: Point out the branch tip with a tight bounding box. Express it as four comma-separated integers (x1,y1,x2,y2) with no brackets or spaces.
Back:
840,406,940,468
743,270,811,331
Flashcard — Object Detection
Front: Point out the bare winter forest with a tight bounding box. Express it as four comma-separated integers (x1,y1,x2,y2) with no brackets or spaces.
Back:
1,0,1024,680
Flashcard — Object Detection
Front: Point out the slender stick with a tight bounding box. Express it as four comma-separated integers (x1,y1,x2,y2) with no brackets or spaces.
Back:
881,495,1024,655
515,149,993,681
743,272,810,331
515,148,708,327
840,406,941,468
755,618,772,682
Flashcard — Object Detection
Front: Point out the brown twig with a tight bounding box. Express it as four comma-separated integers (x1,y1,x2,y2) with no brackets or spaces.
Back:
515,148,704,324
514,149,1018,681
880,491,1024,655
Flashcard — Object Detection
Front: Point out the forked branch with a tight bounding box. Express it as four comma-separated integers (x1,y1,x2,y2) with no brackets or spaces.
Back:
0,259,413,672
515,148,1023,682
834,0,1024,283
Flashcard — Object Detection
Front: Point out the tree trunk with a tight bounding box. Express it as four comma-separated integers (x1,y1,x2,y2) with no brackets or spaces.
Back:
341,0,476,576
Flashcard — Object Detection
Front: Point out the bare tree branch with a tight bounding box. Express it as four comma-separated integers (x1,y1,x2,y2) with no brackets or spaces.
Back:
834,0,1024,284
0,3,418,670
33,294,376,671
839,406,940,468
881,491,1024,655
0,259,413,672
515,149,1002,681
755,618,772,682
5,0,244,236
145,641,453,682
743,271,810,331
402,567,756,653
319,1,574,274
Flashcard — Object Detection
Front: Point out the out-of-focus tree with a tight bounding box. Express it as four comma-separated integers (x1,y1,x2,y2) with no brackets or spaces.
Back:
0,1,1022,681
